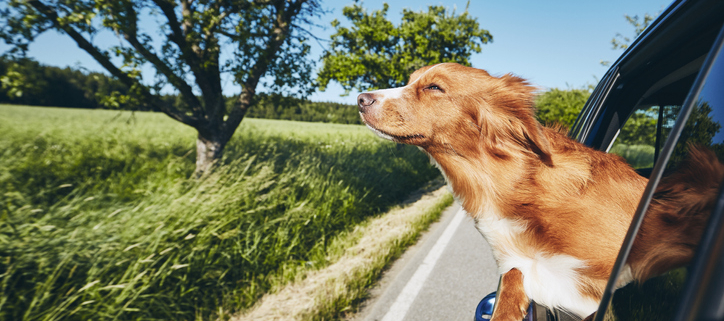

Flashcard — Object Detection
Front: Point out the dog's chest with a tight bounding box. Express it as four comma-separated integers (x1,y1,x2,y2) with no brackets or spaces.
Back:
472,208,599,318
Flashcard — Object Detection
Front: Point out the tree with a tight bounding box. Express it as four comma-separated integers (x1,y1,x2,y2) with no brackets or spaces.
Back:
0,56,139,108
317,3,492,94
1,0,321,176
534,88,591,128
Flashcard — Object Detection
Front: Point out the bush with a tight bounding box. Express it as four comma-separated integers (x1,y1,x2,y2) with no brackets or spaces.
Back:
535,88,591,128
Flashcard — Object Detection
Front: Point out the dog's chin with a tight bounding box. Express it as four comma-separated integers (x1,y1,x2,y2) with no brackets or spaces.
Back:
363,123,425,145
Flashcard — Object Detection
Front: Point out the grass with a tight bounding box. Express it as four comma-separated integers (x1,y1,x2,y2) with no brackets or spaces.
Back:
235,182,453,321
0,105,441,320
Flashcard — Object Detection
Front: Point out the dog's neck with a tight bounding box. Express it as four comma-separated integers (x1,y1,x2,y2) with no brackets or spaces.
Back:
424,146,532,218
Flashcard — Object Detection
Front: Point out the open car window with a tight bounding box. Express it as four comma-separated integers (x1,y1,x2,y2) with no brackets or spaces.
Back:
605,50,711,174
600,23,724,321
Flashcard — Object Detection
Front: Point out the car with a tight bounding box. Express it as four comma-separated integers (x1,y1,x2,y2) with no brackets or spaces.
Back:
476,0,724,319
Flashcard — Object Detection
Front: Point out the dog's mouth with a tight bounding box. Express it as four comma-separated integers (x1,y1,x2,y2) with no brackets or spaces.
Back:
364,123,425,144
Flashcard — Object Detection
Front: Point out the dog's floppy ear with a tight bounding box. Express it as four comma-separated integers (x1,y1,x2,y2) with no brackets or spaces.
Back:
521,117,553,166
502,75,553,166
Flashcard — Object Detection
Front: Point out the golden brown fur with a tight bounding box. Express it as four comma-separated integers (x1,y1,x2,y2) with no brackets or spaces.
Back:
357,63,719,320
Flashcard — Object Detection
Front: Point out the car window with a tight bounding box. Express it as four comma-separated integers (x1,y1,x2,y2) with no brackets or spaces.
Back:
603,26,724,321
605,51,707,171
609,105,679,169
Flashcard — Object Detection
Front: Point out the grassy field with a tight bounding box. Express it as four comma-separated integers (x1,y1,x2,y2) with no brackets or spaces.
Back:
0,105,441,320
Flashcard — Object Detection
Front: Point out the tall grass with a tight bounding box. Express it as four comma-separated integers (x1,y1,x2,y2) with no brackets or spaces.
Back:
0,105,440,320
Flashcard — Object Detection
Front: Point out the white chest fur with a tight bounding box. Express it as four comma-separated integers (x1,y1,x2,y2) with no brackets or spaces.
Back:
471,207,599,318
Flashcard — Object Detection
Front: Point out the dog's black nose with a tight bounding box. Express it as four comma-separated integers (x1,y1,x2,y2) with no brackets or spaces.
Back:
357,93,376,113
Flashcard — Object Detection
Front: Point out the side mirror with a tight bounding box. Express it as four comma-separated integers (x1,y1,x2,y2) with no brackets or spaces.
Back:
475,292,580,321
475,292,496,320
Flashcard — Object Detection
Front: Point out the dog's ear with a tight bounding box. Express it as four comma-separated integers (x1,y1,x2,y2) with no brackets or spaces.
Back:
521,118,553,166
501,75,553,166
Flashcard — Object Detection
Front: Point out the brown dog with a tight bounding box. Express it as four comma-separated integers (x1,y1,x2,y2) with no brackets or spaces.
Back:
357,63,719,320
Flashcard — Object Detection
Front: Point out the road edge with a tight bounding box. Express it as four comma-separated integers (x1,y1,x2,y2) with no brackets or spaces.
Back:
233,181,454,321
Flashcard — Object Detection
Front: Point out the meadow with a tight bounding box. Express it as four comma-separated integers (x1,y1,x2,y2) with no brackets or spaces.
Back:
0,105,440,320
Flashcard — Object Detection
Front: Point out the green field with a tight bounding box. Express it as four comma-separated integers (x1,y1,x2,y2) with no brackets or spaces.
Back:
0,105,440,320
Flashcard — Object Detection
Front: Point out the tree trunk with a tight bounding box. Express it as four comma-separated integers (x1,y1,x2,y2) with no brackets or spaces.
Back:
194,132,226,178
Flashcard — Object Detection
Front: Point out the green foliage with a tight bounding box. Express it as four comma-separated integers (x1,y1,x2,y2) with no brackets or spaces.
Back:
0,105,439,320
617,107,658,146
317,3,492,93
608,107,659,169
667,101,724,170
534,88,591,127
609,144,656,169
0,59,47,99
0,57,141,109
0,0,320,102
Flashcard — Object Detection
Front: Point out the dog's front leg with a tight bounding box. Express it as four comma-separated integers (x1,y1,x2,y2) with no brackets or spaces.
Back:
491,268,529,321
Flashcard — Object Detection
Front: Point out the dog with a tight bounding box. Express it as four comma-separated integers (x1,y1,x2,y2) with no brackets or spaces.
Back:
357,63,721,320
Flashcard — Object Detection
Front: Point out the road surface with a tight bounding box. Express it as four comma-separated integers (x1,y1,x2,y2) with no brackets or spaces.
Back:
353,202,500,321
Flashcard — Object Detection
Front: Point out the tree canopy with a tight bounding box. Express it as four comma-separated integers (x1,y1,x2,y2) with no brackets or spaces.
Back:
317,3,492,94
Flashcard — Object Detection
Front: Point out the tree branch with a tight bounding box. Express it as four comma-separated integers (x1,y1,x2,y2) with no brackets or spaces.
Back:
26,0,201,127
153,0,221,117
222,0,307,141
119,6,205,119
152,0,190,55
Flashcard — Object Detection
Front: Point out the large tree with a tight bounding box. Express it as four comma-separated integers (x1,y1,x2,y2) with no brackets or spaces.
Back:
317,3,492,94
1,0,320,176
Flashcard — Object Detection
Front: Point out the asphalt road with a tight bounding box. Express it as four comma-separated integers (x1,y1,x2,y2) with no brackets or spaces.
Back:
352,202,500,321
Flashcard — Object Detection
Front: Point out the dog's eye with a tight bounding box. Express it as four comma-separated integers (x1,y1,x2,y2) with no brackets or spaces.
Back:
425,84,443,92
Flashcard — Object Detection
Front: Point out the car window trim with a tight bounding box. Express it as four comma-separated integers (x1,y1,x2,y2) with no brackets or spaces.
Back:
592,23,724,321
654,104,664,162
571,68,619,143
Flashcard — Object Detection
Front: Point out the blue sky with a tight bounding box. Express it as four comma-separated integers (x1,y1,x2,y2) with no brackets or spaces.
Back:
1,0,673,104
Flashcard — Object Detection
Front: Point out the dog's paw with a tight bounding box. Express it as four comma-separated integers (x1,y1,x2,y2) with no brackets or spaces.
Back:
490,309,527,321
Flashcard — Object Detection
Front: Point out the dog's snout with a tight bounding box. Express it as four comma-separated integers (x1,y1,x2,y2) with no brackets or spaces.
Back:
357,93,376,113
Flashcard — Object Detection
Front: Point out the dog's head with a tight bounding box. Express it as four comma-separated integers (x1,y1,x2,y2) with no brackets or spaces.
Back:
357,63,551,164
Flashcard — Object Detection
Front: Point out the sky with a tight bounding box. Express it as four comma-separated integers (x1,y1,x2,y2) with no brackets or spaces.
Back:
0,0,673,104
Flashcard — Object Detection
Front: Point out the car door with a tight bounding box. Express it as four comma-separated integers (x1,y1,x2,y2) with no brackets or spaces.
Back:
589,17,724,321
